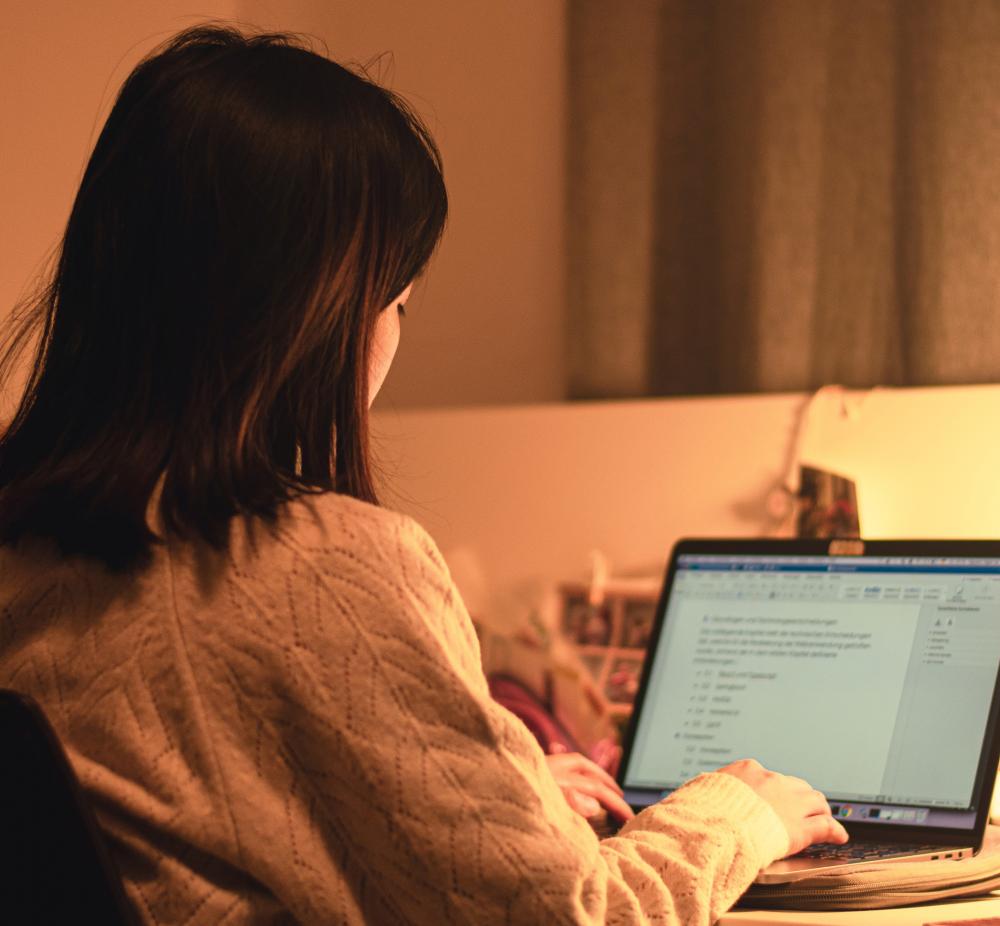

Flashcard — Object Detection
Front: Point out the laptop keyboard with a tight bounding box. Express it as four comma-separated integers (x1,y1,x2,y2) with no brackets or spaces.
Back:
594,817,958,865
796,842,944,862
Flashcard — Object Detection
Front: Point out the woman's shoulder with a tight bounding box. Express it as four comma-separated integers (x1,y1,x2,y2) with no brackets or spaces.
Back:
274,491,445,573
213,491,478,683
222,491,455,612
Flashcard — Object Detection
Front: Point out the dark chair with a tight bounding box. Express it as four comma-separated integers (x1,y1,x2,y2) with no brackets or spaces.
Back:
0,688,138,925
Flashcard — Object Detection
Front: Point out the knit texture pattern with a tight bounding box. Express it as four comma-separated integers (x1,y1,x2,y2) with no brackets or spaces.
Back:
0,492,788,924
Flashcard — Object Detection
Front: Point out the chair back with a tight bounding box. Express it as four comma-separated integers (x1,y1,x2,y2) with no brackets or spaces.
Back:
0,689,137,925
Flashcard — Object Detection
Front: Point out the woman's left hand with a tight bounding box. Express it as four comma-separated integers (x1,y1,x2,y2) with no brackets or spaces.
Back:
545,751,635,822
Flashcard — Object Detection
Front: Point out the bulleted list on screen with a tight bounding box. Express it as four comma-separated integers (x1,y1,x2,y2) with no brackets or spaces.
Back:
627,566,1000,807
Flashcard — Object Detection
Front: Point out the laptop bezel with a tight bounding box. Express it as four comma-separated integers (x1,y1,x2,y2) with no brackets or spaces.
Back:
616,537,1000,854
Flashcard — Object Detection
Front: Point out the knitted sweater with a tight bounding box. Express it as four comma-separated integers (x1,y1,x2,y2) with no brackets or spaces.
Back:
0,492,789,924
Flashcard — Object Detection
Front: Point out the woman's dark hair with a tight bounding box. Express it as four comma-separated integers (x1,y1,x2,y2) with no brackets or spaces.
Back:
0,25,447,570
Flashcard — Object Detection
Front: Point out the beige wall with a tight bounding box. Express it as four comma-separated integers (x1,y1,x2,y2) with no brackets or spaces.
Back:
1,1,567,411
375,393,804,603
374,384,1000,622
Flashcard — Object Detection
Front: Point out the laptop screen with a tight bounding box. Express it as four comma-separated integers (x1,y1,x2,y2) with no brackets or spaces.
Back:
620,547,1000,832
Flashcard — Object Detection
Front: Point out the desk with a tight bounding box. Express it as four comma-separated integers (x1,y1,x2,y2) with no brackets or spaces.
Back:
720,893,1000,925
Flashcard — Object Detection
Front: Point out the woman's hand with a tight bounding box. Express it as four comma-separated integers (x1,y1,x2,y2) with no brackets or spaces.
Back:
718,758,849,857
545,751,635,822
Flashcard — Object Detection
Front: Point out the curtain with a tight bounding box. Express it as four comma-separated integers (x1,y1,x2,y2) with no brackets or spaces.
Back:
567,0,1000,398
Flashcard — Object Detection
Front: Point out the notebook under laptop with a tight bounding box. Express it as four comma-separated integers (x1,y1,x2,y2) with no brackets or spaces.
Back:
614,538,1000,884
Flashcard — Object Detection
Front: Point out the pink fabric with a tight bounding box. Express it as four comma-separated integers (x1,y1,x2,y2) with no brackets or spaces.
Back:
488,673,620,775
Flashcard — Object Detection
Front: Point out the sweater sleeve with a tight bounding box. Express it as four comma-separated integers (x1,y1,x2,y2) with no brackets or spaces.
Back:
262,509,789,925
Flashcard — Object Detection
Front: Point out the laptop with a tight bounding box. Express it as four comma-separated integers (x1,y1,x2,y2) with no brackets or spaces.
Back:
613,538,1000,884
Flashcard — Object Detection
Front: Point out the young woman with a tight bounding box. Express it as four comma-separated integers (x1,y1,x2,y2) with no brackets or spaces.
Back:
0,26,846,924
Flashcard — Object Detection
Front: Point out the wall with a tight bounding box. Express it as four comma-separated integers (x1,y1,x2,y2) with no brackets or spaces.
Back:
373,384,1000,620
373,392,802,621
1,1,568,411
796,385,1000,538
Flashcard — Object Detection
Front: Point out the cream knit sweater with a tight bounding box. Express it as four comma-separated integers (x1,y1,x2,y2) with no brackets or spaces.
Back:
0,492,789,924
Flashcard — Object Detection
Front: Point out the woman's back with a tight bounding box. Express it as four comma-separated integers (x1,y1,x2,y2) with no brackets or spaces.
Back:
0,492,485,922
1,489,794,924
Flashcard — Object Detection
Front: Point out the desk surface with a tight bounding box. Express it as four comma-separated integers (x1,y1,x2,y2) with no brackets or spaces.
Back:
720,892,1000,925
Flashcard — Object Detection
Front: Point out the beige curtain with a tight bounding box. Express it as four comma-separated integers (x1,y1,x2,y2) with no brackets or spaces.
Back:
568,0,1000,398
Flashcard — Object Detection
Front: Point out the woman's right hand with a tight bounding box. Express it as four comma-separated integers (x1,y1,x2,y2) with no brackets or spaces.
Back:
718,758,849,857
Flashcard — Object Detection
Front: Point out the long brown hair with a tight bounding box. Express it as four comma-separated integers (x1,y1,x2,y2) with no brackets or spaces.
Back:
0,25,447,570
